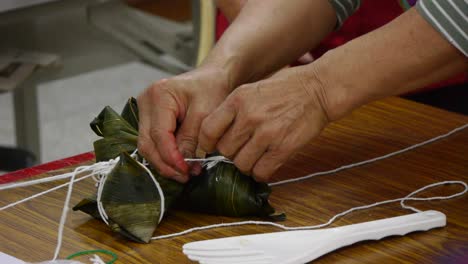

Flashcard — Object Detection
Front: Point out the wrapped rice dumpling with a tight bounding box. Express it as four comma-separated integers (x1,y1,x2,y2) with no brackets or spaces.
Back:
90,105,138,162
120,97,139,130
73,151,184,243
74,98,281,243
74,101,184,243
180,162,275,217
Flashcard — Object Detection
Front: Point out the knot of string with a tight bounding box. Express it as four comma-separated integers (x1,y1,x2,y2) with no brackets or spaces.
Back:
0,123,466,260
185,156,233,169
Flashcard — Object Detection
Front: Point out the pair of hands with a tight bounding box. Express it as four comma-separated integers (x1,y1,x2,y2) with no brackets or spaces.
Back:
137,65,330,183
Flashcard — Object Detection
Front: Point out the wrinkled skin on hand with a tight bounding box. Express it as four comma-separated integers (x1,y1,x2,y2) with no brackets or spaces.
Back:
198,66,330,182
137,67,231,182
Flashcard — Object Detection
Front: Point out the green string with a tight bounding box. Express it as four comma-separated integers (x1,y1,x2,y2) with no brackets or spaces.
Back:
66,249,118,264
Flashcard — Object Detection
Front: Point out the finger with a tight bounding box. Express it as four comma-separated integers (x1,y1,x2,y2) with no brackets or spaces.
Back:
137,89,152,136
198,102,236,153
188,162,203,176
143,138,188,183
176,107,206,175
137,88,161,168
150,107,188,175
216,117,254,159
252,148,290,182
232,128,271,174
145,81,188,175
176,106,204,158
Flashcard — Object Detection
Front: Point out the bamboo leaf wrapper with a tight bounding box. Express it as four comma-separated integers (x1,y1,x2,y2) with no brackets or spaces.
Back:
74,98,280,243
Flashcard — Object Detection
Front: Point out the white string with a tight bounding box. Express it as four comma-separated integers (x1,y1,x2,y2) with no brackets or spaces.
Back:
269,123,468,186
151,180,467,240
0,174,93,211
0,172,79,191
95,172,110,226
53,159,119,260
3,123,465,197
184,124,468,182
185,156,233,169
136,160,166,224
94,153,166,225
0,123,466,260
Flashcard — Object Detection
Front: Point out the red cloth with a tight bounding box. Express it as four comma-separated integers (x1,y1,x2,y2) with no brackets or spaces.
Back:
0,152,95,184
215,0,466,91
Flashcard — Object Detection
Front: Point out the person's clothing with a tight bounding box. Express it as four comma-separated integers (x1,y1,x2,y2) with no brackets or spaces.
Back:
330,0,467,56
215,0,467,91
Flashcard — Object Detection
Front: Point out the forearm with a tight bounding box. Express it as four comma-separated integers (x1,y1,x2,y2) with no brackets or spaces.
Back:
310,8,468,121
202,0,336,91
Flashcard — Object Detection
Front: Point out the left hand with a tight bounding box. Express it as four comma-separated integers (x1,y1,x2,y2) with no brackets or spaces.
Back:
198,66,330,182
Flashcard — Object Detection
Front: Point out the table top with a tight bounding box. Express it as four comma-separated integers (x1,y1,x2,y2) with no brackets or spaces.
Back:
1,97,467,263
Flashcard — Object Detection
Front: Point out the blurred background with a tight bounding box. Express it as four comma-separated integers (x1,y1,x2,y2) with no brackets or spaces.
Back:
0,0,466,174
0,0,215,173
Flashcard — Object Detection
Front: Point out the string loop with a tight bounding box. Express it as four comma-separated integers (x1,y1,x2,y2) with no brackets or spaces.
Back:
0,123,466,261
151,180,467,240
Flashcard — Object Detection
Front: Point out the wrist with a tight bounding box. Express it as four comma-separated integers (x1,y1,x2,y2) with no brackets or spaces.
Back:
304,51,370,122
199,52,248,92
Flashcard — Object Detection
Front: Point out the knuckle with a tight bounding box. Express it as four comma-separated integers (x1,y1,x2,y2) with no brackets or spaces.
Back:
178,135,197,154
198,134,215,153
252,167,269,182
199,121,216,141
178,134,197,147
192,110,210,121
277,145,295,157
244,112,262,126
137,137,151,154
148,82,171,99
140,78,172,102
227,88,247,107
216,142,233,158
149,128,161,142
266,149,287,164
158,166,172,178
258,127,275,140
233,158,251,174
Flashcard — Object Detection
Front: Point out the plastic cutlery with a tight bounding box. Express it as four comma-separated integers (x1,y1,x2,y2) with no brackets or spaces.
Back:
183,210,446,264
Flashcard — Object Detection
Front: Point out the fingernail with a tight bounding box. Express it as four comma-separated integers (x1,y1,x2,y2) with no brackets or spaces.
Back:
181,150,193,158
176,158,189,173
189,163,203,176
174,171,188,183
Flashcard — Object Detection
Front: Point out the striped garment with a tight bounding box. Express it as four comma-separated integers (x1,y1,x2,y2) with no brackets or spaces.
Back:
329,0,468,56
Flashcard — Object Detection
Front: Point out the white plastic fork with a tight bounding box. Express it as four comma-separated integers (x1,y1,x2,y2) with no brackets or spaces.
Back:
183,210,446,264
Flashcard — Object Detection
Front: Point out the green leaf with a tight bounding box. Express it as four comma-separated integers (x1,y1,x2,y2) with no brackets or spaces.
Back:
76,98,281,244
180,162,276,218
121,97,139,131
90,106,139,161
88,152,183,243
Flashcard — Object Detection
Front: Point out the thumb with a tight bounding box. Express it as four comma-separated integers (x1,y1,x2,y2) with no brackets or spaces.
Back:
176,107,205,158
176,107,205,176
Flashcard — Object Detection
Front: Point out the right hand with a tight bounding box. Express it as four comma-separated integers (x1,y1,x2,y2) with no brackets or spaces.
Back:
137,67,232,182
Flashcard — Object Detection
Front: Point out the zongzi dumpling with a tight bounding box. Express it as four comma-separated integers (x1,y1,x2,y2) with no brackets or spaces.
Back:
180,162,275,217
74,152,183,243
74,98,282,243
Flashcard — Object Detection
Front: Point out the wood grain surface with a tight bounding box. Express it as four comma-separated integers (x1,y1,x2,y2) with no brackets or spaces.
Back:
1,97,467,264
